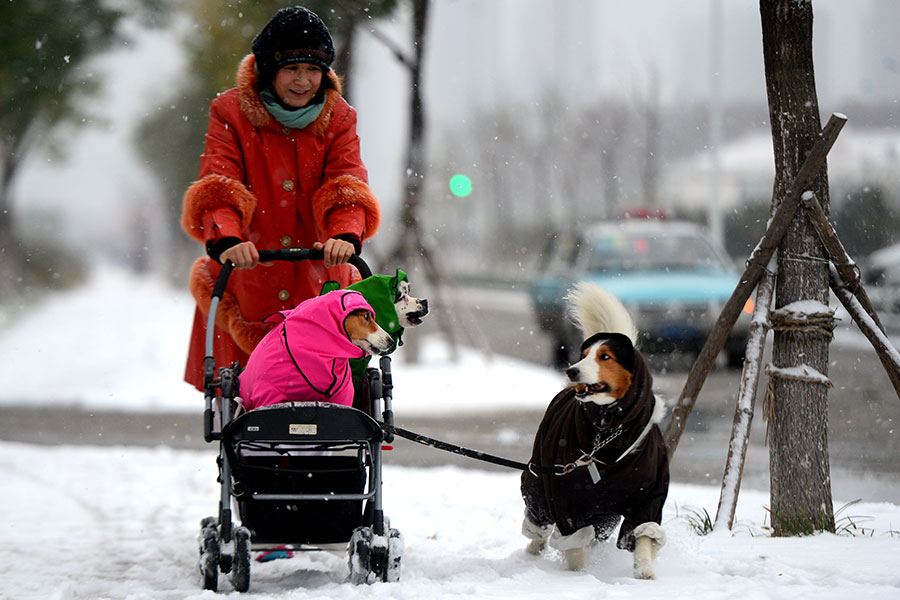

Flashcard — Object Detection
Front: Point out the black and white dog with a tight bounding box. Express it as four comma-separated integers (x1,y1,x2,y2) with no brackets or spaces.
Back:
521,283,669,579
393,279,428,328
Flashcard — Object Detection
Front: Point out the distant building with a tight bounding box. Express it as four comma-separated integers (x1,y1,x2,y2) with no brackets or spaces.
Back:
661,127,900,212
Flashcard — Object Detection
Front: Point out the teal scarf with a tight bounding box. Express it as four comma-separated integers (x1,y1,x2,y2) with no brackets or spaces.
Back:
260,87,325,129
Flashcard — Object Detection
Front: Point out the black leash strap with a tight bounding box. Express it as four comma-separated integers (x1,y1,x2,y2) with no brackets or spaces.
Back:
389,425,560,475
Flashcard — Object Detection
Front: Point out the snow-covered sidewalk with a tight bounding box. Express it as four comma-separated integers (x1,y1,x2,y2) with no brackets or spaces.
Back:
2,441,899,600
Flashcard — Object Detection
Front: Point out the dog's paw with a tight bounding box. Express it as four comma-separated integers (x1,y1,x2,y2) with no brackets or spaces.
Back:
633,564,656,580
632,535,658,580
525,539,546,555
563,547,586,571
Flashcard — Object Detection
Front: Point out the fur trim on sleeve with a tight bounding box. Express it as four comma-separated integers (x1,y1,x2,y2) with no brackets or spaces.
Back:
188,257,274,354
311,174,381,241
182,174,257,242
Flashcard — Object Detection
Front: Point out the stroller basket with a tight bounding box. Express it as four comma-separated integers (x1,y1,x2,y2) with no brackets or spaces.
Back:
223,402,385,545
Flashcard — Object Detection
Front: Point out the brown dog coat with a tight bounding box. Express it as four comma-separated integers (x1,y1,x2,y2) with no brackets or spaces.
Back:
520,348,669,551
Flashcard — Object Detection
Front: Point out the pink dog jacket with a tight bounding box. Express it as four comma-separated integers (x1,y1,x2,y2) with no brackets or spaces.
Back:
239,290,373,410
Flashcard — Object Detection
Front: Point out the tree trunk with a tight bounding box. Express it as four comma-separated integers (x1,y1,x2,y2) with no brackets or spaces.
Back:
333,12,359,103
760,0,835,535
0,143,25,301
388,0,429,363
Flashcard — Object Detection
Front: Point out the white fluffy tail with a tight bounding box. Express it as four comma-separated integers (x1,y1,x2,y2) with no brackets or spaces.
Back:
565,282,638,344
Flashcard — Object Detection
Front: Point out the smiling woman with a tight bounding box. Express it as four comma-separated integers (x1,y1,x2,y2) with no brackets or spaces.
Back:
272,63,324,108
179,6,383,393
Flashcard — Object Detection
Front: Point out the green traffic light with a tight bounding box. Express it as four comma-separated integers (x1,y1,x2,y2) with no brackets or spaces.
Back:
449,174,472,197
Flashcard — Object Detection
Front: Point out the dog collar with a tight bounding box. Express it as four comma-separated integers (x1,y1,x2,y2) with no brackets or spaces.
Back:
553,414,656,478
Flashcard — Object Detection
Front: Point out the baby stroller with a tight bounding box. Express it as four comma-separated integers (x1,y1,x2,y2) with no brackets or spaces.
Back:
197,248,402,593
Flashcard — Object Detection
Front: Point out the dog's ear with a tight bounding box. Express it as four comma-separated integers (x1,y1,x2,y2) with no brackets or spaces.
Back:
391,268,408,300
581,332,636,374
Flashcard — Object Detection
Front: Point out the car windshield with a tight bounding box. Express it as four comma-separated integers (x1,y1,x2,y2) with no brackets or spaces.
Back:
584,231,730,274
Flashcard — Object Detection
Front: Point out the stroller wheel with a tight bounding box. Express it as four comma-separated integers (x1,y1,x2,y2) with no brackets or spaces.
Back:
347,524,403,584
348,526,373,585
384,527,403,583
198,517,219,591
230,526,251,593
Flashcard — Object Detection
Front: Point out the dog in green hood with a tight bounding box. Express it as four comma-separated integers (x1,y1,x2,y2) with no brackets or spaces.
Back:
321,269,428,378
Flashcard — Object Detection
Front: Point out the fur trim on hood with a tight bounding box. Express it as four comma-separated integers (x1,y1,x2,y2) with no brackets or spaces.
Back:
235,53,342,135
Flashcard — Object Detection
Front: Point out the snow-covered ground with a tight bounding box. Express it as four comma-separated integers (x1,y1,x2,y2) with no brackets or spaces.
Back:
1,266,899,599
2,441,899,600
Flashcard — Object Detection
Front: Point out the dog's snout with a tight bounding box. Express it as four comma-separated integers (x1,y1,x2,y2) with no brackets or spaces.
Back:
565,366,579,381
373,329,394,354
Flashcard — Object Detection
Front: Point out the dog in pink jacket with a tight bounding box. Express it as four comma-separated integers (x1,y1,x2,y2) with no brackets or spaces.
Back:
239,290,393,410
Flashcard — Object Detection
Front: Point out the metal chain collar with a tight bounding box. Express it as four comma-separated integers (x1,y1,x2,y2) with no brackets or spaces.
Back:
554,425,624,476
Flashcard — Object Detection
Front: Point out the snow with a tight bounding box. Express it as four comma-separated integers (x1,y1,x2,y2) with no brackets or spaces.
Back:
2,441,899,599
1,266,900,599
765,364,833,387
773,299,833,318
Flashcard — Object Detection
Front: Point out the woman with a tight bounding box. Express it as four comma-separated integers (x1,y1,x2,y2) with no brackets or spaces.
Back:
181,6,381,391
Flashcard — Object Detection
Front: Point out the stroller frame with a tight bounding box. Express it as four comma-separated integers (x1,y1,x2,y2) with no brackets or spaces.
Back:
197,249,401,592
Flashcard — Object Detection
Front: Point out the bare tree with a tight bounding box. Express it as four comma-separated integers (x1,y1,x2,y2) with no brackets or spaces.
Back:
382,0,467,362
760,0,834,535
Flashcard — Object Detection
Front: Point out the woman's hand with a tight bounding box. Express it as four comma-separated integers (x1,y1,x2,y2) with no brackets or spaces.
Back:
219,241,260,269
314,239,355,268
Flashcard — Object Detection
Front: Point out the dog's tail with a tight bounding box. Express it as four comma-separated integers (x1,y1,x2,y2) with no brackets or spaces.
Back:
565,282,638,345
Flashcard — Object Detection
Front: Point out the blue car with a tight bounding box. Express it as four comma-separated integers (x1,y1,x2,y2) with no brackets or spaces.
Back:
530,220,750,367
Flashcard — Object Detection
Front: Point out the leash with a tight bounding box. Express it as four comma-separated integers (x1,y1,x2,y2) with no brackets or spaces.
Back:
388,421,653,477
389,426,561,475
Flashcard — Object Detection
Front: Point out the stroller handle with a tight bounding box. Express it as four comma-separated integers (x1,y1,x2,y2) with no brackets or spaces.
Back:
210,248,373,302
204,248,372,383
258,248,373,279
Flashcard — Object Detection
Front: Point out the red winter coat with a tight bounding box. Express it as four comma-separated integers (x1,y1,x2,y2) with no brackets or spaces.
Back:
181,54,381,391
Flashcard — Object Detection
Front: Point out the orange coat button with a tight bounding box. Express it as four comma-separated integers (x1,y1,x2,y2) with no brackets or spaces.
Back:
282,179,294,191
280,235,292,247
278,289,290,302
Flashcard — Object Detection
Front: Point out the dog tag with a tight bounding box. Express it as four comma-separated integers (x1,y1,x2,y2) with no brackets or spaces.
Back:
587,462,601,484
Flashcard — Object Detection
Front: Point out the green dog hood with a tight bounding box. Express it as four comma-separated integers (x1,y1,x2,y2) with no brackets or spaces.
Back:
320,269,408,341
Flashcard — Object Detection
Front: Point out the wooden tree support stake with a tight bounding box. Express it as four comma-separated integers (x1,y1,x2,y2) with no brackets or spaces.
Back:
714,266,776,531
713,120,900,531
829,269,900,399
799,192,885,331
799,192,900,399
663,113,847,457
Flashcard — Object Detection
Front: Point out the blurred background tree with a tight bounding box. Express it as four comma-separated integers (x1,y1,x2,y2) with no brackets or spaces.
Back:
0,0,166,299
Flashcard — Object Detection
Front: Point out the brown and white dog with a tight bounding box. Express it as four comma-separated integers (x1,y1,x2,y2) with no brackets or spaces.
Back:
344,309,395,355
521,283,669,579
239,290,394,411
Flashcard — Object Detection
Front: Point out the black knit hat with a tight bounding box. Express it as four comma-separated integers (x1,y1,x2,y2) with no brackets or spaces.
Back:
252,6,334,83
